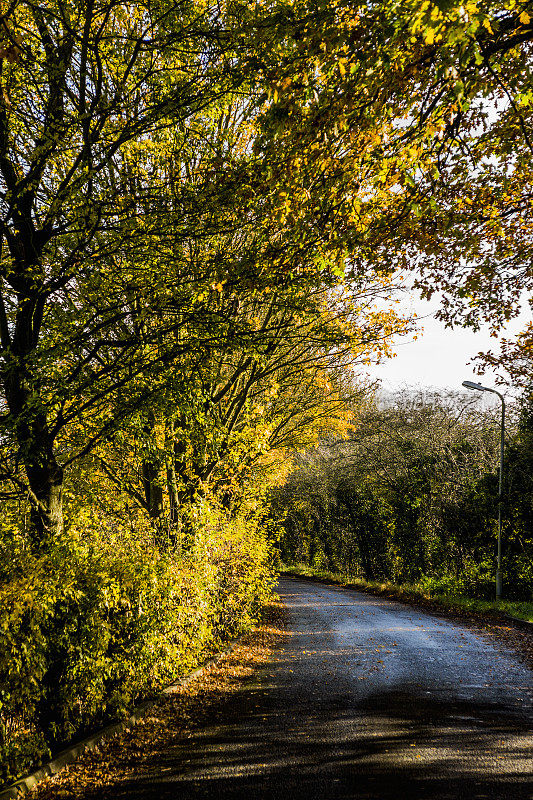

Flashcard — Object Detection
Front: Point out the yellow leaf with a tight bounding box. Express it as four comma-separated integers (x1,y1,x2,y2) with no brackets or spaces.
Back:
520,10,530,23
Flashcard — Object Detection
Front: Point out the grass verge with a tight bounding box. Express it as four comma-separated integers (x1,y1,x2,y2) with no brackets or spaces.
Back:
281,563,533,624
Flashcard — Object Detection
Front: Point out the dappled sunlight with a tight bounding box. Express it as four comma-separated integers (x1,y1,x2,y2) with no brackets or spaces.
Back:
86,689,532,800
67,580,533,800
32,583,529,800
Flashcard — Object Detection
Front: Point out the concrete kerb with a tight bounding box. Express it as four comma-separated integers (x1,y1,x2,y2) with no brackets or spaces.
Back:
505,614,533,631
0,638,242,800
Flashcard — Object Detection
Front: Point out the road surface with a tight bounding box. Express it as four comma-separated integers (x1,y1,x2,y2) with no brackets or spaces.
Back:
118,578,533,799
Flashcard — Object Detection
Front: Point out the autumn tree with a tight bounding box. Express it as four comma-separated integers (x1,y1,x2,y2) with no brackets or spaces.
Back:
0,0,264,545
90,273,405,533
9,0,530,548
0,0,420,546
249,1,533,381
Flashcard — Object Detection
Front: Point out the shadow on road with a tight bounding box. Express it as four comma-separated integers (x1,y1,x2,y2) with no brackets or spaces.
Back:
71,581,533,800
82,661,532,800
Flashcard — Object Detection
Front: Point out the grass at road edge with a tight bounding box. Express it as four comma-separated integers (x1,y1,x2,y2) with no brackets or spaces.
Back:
280,564,533,625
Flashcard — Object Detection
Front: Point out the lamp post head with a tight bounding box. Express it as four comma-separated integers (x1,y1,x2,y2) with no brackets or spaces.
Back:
462,380,485,391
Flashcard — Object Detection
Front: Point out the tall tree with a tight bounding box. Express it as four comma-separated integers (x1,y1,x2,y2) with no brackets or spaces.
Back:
0,0,259,544
274,390,504,589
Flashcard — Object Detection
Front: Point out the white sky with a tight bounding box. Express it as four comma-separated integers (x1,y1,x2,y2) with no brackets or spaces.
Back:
363,292,531,401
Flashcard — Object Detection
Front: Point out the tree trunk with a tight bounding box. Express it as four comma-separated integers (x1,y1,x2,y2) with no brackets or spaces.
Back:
3,359,63,549
142,460,164,518
26,456,64,550
140,410,164,521
165,426,182,549
166,456,180,523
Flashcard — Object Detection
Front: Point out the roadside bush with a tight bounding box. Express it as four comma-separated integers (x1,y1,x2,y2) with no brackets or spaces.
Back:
416,557,495,600
274,393,533,602
198,506,275,643
0,504,274,786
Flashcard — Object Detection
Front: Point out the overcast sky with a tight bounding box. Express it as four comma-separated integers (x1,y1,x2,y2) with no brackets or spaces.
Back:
363,292,531,401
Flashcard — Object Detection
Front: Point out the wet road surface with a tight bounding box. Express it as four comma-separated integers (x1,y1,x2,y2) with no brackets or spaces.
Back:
117,578,533,799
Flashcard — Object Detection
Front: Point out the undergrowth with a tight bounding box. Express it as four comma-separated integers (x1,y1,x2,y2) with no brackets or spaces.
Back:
0,505,275,787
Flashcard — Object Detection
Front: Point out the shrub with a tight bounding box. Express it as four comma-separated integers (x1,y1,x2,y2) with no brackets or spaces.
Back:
0,504,274,786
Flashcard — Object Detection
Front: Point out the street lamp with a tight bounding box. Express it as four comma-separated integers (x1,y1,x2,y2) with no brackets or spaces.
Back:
461,380,505,600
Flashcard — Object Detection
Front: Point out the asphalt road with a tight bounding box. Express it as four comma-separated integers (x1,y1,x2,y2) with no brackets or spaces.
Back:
119,578,533,799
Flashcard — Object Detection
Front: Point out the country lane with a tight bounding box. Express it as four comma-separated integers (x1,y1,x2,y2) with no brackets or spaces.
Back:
88,577,533,800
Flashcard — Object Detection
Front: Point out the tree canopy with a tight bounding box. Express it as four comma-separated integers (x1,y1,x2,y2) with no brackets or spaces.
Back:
3,3,533,785
2,0,533,547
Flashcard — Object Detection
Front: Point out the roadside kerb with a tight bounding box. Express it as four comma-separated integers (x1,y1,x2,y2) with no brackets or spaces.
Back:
0,637,243,800
505,615,533,631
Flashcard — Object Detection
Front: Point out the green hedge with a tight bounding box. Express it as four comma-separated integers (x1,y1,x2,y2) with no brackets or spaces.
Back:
0,507,274,786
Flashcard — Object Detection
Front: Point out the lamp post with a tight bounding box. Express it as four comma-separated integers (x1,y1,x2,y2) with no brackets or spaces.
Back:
461,380,505,600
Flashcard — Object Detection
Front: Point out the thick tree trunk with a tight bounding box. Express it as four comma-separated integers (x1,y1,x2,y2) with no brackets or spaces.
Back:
142,460,164,518
3,359,64,549
26,457,64,549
